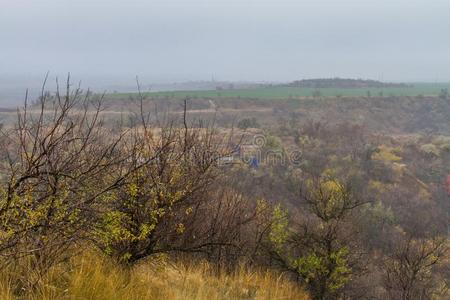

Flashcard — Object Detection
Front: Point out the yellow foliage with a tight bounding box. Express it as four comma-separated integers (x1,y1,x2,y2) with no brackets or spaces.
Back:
392,163,406,179
372,145,402,163
176,223,185,234
368,180,385,192
418,187,432,202
128,183,139,198
321,168,337,178
420,144,440,156
185,206,193,215
432,135,450,151
321,180,342,194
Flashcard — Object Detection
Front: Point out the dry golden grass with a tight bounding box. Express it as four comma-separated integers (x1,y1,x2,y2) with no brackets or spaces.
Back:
0,251,309,300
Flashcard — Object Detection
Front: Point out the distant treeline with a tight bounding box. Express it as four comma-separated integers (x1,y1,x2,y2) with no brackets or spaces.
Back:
285,78,411,89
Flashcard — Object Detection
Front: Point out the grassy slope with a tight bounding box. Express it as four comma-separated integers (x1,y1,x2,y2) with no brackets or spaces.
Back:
0,251,309,300
109,83,450,100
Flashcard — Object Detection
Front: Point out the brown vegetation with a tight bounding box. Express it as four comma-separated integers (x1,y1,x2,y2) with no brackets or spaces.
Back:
2,79,450,299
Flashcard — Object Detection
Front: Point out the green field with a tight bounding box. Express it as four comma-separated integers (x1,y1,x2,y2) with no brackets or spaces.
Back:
110,83,450,100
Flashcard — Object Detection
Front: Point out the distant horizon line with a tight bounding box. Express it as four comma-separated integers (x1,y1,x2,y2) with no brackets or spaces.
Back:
1,73,450,85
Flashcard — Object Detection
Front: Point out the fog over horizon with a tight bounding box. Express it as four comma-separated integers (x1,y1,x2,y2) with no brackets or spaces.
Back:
2,0,450,105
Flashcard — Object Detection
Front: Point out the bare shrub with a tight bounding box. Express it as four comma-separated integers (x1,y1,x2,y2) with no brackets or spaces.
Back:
0,77,140,287
383,236,449,300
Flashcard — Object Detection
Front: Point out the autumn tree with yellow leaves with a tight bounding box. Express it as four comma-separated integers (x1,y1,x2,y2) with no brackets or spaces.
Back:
266,177,368,299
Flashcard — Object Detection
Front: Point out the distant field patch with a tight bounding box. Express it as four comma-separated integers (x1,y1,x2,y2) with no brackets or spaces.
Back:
109,83,450,100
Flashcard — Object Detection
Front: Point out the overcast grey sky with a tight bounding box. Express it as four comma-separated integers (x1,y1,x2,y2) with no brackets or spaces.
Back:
1,0,450,83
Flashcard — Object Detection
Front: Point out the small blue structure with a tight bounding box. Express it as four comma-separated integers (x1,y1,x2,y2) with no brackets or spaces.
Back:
249,156,259,168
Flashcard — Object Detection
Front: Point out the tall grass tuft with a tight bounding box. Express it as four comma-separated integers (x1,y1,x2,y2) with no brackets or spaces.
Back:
0,250,309,300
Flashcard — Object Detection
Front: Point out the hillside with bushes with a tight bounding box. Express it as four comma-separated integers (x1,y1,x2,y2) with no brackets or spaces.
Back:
2,82,450,299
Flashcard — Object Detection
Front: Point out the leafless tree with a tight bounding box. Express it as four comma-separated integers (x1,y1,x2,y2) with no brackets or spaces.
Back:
383,235,448,300
0,76,146,286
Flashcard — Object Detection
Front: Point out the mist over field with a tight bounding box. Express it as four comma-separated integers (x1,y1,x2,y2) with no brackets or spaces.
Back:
2,0,450,106
3,1,450,300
